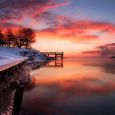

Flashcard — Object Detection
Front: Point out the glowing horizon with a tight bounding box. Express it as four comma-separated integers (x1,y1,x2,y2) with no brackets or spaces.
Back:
0,0,115,57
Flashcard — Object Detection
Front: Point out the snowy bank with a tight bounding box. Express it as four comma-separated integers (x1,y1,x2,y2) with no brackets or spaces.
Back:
0,47,49,67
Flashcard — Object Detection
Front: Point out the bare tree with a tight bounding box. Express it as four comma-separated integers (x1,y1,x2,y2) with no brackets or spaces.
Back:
22,28,35,48
14,28,36,48
5,28,15,47
0,29,4,46
0,28,36,48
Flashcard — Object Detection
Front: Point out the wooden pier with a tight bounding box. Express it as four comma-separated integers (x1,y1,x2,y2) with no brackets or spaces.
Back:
0,59,28,115
0,58,27,72
42,52,64,59
0,59,27,90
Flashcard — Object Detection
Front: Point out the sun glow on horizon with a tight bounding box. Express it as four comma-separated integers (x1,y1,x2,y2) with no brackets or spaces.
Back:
32,37,99,57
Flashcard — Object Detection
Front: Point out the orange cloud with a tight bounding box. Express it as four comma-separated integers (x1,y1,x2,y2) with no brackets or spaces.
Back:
36,18,115,43
81,43,115,58
82,50,101,56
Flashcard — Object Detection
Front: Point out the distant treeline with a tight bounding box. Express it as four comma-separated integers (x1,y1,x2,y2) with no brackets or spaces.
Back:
0,28,36,48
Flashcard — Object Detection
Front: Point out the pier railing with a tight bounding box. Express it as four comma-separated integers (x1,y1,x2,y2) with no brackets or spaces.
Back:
0,58,27,72
42,52,64,59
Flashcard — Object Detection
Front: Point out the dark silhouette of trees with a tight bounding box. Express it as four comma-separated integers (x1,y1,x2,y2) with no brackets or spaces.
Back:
22,28,35,48
5,28,15,47
0,27,36,48
14,28,35,48
0,30,4,46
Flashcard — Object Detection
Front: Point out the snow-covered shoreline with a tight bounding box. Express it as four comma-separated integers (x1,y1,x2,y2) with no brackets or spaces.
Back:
0,47,49,67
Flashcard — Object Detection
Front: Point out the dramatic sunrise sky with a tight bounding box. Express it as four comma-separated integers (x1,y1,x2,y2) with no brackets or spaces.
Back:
0,0,115,57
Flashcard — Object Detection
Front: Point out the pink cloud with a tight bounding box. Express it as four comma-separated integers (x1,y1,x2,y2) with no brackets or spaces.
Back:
82,43,115,58
0,0,70,28
37,17,115,43
33,1,70,16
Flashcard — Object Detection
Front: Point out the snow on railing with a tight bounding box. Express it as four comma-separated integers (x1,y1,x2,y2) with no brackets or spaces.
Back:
0,58,27,72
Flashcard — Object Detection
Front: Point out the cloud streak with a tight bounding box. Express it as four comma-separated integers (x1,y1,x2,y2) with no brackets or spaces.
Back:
0,0,69,27
82,43,115,58
37,17,115,42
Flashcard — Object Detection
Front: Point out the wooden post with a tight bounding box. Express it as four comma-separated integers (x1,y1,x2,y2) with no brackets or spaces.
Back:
61,52,63,59
55,53,56,60
12,86,24,115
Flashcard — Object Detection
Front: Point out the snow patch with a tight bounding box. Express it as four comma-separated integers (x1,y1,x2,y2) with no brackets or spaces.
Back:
0,47,48,67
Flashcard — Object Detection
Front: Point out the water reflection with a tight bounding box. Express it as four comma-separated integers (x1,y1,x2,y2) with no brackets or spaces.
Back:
45,60,63,68
27,59,63,70
22,58,115,115
81,58,115,74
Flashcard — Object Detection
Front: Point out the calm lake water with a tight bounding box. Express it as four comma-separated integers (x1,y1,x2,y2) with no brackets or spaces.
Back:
22,58,115,115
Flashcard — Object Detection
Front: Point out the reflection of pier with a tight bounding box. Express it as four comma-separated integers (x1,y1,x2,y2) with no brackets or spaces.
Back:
42,52,64,59
29,60,64,70
45,60,63,68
